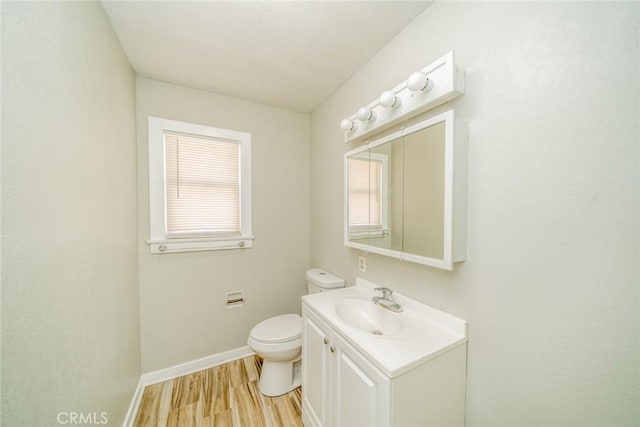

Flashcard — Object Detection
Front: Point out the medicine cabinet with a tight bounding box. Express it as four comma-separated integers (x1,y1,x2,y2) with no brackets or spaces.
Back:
344,109,468,270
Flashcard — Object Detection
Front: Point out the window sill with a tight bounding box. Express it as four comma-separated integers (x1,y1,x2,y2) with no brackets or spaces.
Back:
348,228,389,240
148,236,254,254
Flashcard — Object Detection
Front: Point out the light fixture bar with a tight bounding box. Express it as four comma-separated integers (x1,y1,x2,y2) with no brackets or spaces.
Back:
341,50,465,144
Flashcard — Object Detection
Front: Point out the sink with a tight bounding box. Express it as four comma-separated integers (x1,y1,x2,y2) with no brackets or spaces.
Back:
334,298,404,336
302,278,468,377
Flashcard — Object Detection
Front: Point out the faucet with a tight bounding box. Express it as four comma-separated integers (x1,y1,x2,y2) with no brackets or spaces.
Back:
372,287,403,313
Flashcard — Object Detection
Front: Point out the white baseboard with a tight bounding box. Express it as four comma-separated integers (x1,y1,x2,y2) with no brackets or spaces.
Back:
122,377,145,427
141,345,255,386
122,345,255,427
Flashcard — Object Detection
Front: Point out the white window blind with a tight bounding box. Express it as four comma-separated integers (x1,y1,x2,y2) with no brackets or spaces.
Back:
348,157,382,227
164,132,240,238
148,116,252,254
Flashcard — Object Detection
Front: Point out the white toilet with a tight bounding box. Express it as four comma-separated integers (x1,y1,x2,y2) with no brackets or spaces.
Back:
247,268,345,396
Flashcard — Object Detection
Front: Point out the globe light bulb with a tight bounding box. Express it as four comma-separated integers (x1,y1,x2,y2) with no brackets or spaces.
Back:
340,118,356,132
379,91,401,109
407,71,433,93
357,107,375,122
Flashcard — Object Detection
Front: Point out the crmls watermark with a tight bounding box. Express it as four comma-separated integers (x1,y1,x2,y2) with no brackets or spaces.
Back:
57,412,108,425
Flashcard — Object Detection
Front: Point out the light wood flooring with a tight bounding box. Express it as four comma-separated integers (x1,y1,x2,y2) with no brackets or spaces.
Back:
133,356,302,427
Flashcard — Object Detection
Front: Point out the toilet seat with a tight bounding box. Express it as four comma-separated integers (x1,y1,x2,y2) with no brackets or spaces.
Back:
249,314,301,344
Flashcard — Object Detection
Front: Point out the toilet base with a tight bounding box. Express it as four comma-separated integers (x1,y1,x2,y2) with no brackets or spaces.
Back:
258,358,301,397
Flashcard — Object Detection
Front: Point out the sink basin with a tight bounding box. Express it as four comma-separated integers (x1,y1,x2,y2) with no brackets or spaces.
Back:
334,298,404,336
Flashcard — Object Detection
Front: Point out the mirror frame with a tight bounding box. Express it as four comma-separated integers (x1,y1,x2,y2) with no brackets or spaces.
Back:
344,109,468,270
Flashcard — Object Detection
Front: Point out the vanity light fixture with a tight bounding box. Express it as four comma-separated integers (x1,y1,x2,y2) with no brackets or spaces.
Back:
339,51,465,144
356,107,376,122
407,71,434,93
340,118,357,132
379,91,402,109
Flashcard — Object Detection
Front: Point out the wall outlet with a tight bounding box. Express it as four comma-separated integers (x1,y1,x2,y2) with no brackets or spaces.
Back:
358,256,366,272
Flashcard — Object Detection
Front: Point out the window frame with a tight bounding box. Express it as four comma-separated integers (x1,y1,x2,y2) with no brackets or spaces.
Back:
147,116,253,254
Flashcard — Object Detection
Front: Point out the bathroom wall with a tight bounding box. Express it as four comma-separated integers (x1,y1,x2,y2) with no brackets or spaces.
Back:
310,2,639,426
136,77,310,372
1,2,140,426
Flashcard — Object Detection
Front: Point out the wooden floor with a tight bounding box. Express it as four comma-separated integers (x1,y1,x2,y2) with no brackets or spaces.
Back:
133,356,303,427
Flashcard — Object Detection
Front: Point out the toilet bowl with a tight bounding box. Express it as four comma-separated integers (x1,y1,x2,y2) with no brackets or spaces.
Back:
247,268,345,397
248,314,302,397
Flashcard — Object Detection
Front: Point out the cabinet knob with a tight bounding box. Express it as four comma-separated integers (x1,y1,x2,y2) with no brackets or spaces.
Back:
323,338,329,345
330,346,336,353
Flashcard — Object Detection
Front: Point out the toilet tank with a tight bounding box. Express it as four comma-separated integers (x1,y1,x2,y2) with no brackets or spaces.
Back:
306,268,345,294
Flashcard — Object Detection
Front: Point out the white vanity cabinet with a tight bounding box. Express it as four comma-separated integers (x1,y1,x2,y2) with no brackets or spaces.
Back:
302,307,390,427
301,304,467,427
301,279,469,427
301,307,332,426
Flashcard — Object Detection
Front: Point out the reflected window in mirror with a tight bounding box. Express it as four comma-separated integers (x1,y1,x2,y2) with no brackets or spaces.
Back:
347,153,388,240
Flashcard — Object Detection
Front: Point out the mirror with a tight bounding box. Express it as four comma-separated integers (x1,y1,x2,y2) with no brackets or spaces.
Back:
344,109,467,270
346,138,403,252
403,121,445,260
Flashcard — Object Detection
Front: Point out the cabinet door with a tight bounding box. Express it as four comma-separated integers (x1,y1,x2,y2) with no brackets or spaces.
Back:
331,333,391,427
302,308,332,427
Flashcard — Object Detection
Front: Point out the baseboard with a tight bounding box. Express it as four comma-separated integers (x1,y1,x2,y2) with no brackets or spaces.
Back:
141,345,255,386
122,377,144,427
122,345,254,427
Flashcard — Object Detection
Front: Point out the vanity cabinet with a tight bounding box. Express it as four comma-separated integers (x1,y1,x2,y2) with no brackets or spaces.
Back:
301,307,331,426
301,304,467,427
302,307,389,427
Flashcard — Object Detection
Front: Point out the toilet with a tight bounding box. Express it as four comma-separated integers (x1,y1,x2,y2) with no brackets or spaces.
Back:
247,268,345,396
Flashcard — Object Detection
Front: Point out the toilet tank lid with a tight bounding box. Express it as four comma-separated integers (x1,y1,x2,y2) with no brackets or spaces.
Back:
306,268,345,288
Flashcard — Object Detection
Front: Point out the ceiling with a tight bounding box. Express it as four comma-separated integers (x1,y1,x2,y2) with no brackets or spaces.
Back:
101,1,431,112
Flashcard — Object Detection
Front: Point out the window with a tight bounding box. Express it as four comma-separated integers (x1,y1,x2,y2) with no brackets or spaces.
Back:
347,153,388,240
148,117,252,253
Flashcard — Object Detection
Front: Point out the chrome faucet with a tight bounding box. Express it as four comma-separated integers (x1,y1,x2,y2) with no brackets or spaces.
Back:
372,287,403,313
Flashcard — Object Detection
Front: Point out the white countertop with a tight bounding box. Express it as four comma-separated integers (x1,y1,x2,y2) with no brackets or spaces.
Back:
301,278,468,378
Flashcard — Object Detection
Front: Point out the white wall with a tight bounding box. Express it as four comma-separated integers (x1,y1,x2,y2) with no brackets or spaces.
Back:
1,2,140,426
136,77,310,372
310,2,639,426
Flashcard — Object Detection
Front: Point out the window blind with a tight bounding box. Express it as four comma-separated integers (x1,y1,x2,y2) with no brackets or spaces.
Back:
164,132,240,238
348,157,381,227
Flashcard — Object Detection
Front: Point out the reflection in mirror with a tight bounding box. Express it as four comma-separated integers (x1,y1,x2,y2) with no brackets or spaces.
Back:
347,151,372,242
348,149,391,246
403,122,445,260
367,139,403,252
